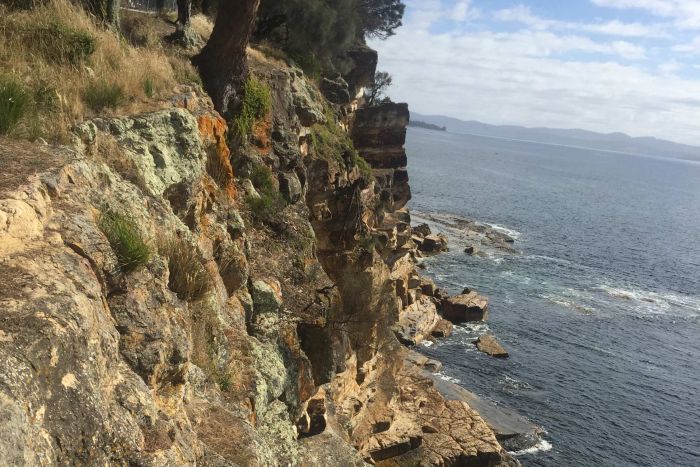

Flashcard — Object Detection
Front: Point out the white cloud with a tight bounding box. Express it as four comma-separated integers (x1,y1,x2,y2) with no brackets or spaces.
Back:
494,5,668,38
591,0,700,30
369,1,700,145
672,35,700,53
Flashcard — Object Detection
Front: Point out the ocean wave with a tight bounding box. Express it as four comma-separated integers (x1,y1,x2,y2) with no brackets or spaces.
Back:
483,222,522,239
598,285,700,317
509,439,553,456
502,375,535,391
437,373,461,384
541,293,596,315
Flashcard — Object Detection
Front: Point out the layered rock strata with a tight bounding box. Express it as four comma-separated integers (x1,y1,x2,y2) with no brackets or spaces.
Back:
0,50,518,466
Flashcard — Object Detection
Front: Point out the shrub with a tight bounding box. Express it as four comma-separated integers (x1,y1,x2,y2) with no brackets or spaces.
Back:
99,210,151,272
245,164,286,223
0,75,30,135
83,80,124,111
160,237,211,301
354,153,372,181
35,22,96,65
233,76,271,141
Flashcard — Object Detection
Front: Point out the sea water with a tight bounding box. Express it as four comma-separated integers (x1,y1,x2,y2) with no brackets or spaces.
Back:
406,127,700,466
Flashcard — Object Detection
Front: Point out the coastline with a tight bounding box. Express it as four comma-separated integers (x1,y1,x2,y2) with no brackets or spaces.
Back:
396,209,546,455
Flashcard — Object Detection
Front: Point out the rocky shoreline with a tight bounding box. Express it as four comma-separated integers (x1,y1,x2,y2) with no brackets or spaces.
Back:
393,217,544,455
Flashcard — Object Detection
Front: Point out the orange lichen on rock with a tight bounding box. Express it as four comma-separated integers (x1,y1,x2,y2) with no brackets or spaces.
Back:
198,113,237,200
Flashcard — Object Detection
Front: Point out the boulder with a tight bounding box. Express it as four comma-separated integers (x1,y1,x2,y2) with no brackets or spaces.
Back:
440,291,489,323
279,171,303,204
431,319,453,338
418,234,448,255
413,223,431,237
419,277,437,296
475,335,509,358
464,245,477,255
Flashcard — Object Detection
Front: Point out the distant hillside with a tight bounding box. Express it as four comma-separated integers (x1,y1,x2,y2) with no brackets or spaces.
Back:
411,113,700,162
409,120,446,132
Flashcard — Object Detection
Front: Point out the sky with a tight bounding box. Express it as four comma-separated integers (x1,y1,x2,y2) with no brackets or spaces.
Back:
369,0,700,145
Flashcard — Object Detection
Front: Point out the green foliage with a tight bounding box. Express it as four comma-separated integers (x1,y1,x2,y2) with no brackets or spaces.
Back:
83,80,124,111
35,22,96,65
366,71,393,106
143,78,154,98
233,76,271,141
160,237,211,301
310,117,354,164
354,153,372,181
254,0,406,73
246,164,287,224
0,75,30,135
99,210,151,272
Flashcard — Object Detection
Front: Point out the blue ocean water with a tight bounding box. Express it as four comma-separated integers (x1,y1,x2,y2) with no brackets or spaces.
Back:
406,128,700,467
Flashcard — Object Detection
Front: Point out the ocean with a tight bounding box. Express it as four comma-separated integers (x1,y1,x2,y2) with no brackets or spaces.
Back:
405,127,700,466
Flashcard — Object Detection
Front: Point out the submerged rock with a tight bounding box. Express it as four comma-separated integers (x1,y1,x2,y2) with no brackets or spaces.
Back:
475,335,509,358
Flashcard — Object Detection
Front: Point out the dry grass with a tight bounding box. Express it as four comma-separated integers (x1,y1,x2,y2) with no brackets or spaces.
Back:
159,236,211,301
190,14,214,43
0,0,186,142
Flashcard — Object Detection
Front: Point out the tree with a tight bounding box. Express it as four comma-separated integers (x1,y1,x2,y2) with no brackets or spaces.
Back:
176,0,191,31
106,0,120,29
193,0,261,117
357,0,405,39
365,71,392,106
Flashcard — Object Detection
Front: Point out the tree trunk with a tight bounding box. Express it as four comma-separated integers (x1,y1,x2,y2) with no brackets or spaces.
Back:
176,0,192,31
106,0,120,29
193,0,260,118
156,0,165,14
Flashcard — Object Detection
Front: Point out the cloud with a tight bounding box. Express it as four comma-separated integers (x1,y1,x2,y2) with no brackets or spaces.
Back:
369,0,700,145
494,4,668,38
672,35,700,53
591,0,700,30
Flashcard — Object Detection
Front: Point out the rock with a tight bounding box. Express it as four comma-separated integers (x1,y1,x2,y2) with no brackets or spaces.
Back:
394,296,441,346
251,280,283,315
405,350,443,373
320,76,351,105
431,319,453,338
475,335,509,358
464,245,477,255
418,234,448,255
241,179,260,199
279,171,303,203
412,223,431,237
419,277,437,296
441,291,489,323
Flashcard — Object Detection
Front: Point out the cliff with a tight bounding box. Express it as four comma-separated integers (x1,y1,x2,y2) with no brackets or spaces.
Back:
0,40,517,467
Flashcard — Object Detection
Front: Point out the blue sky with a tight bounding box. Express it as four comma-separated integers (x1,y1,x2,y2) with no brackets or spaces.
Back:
370,0,700,145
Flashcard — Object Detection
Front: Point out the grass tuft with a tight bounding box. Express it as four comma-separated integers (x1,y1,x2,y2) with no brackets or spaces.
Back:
83,80,125,111
160,236,211,301
34,22,96,65
0,75,30,135
99,210,151,272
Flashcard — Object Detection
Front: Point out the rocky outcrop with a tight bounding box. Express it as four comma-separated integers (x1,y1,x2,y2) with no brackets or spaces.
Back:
0,46,518,466
441,291,490,323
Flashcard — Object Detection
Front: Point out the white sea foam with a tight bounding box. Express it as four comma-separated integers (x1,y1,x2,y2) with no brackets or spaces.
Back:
541,293,596,315
420,340,434,348
437,373,461,384
598,284,700,317
509,439,553,456
484,222,522,239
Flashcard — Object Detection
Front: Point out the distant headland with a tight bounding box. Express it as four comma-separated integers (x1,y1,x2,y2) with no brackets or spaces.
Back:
409,120,447,132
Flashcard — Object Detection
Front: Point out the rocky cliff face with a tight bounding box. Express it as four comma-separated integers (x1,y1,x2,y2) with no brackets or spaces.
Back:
0,49,516,465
